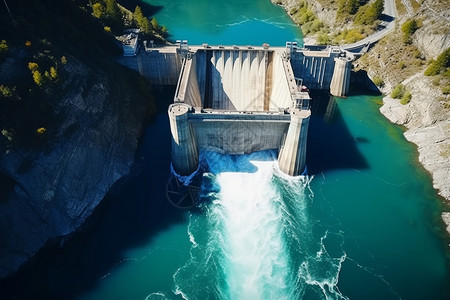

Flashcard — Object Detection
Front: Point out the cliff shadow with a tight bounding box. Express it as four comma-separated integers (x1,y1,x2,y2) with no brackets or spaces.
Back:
350,70,382,95
0,87,186,300
306,90,369,175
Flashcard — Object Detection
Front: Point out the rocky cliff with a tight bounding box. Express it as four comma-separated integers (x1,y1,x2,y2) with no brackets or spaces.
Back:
0,0,157,278
274,0,450,232
356,0,450,203
0,55,151,278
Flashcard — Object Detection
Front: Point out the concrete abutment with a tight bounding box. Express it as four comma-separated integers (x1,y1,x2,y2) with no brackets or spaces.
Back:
118,42,355,177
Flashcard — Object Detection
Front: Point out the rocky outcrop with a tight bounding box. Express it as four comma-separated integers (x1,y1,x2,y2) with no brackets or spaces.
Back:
0,59,149,277
370,1,450,233
380,74,450,202
272,0,337,28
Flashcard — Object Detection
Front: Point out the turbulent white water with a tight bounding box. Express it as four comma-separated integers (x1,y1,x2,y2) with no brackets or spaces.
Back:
173,150,347,300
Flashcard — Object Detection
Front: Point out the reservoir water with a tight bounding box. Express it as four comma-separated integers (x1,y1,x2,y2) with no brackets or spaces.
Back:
1,0,449,299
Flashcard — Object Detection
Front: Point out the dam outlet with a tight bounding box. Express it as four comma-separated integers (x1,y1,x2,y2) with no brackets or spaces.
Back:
168,44,312,177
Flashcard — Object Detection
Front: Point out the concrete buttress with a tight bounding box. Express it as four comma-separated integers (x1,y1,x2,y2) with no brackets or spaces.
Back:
330,57,352,97
168,103,199,175
278,110,311,176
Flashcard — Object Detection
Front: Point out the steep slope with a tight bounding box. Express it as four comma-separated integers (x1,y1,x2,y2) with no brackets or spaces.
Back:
274,0,450,231
0,0,155,277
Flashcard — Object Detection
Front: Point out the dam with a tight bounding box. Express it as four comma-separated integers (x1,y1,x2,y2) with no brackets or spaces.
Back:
118,41,353,176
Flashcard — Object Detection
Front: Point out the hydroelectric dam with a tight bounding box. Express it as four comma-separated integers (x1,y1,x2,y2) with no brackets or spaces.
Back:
118,41,353,176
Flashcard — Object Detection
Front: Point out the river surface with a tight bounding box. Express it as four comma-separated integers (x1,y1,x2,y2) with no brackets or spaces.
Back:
2,0,450,299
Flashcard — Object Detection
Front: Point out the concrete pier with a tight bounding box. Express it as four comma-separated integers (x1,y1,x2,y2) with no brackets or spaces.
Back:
278,110,311,176
168,103,199,175
330,56,352,97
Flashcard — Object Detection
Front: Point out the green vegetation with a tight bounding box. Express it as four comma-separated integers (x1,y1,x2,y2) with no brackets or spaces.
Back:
354,0,384,25
400,90,412,105
402,19,419,44
333,28,364,44
391,84,406,99
0,85,14,98
424,48,450,95
390,84,411,105
289,1,324,35
424,48,450,76
337,0,368,19
0,40,8,53
0,0,156,149
89,0,167,39
133,6,151,34
372,75,385,88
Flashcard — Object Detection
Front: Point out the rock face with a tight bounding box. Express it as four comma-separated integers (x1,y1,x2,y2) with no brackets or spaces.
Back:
272,0,337,28
0,59,149,278
274,0,450,233
380,74,450,202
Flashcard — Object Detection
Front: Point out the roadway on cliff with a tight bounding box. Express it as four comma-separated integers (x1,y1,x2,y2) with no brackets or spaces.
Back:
341,0,397,53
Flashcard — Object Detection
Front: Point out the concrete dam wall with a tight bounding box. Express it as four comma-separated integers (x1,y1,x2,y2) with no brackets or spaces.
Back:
117,43,352,176
169,46,311,176
117,44,351,97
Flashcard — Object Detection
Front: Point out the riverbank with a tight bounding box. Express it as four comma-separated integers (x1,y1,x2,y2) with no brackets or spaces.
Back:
273,0,450,233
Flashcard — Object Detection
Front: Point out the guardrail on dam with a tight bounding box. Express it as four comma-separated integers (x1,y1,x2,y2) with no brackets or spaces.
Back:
118,42,353,176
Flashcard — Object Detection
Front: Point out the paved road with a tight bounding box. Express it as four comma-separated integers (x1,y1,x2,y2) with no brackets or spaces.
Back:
341,0,397,52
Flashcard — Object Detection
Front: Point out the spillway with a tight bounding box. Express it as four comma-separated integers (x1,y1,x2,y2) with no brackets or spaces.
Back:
169,44,311,176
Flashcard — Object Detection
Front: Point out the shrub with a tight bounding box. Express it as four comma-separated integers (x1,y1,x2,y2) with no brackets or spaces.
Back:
28,62,39,71
432,77,441,86
92,2,105,19
354,0,384,25
400,91,412,105
316,34,331,45
0,85,13,97
36,127,46,134
32,70,43,86
0,40,8,53
391,84,405,99
442,85,450,95
425,48,450,76
372,75,385,87
50,66,58,80
402,19,419,44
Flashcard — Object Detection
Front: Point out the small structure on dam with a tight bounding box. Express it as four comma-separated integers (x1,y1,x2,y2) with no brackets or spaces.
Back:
168,43,311,177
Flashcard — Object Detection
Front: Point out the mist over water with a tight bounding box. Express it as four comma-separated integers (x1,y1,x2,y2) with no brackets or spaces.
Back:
172,151,349,300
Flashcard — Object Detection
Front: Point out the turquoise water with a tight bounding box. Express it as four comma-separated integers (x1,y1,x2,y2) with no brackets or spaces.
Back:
1,1,449,299
149,0,302,46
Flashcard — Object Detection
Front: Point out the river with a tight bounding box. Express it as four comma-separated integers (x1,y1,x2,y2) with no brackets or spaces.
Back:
1,0,449,299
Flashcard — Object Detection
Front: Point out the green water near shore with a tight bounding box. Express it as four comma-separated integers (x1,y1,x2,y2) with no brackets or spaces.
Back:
1,1,449,299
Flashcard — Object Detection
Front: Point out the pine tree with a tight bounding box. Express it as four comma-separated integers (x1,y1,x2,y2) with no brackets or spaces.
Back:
133,6,150,34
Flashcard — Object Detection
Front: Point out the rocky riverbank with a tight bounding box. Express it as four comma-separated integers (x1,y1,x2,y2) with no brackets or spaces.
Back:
273,0,450,233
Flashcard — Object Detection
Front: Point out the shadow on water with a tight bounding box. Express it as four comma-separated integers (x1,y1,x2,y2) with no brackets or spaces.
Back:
118,0,163,16
0,87,184,300
306,90,369,175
